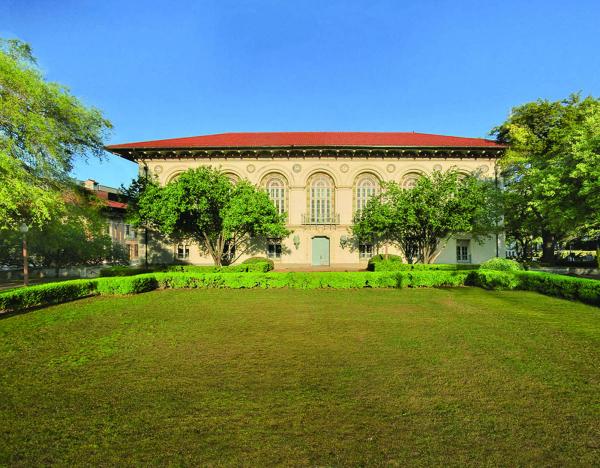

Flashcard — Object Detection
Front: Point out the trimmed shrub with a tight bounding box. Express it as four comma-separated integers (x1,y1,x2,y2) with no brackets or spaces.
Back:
0,279,99,312
480,258,523,272
242,257,275,271
3,270,598,313
516,271,588,302
97,275,158,295
165,262,273,274
100,266,146,277
466,270,520,290
372,261,478,272
367,254,402,271
407,271,470,288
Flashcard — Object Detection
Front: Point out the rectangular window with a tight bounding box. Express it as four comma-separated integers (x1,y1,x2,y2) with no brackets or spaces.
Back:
267,239,282,259
125,224,137,240
133,244,139,258
176,244,189,260
359,243,374,259
456,240,470,263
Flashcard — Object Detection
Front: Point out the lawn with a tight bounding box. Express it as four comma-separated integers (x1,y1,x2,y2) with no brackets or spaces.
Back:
0,288,599,466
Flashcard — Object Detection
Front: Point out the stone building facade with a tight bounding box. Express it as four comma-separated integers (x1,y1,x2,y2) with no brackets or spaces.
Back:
107,132,505,267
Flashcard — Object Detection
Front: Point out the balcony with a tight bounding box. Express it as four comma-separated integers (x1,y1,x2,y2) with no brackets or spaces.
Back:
301,213,340,225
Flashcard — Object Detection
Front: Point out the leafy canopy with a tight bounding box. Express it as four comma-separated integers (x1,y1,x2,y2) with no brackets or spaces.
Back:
492,93,600,261
353,170,500,263
0,187,116,269
0,38,112,229
132,167,290,266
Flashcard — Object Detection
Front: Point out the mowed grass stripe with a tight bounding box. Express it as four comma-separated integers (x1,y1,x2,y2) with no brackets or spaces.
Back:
0,288,598,466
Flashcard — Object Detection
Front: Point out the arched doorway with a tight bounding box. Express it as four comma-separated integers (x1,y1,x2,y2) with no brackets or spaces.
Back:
312,236,330,266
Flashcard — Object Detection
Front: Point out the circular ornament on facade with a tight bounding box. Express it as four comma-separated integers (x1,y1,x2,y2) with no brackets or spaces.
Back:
340,163,349,173
292,163,302,173
478,164,490,174
153,165,163,174
433,164,442,171
386,163,396,173
246,164,256,173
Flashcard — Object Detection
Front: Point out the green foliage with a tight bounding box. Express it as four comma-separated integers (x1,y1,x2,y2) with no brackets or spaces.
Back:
479,257,523,272
0,279,98,312
366,254,402,271
0,38,111,230
371,261,479,272
466,270,520,290
96,276,158,295
0,187,115,269
99,261,274,277
493,94,600,262
467,270,600,306
166,262,273,273
4,270,599,313
353,170,500,264
242,256,275,270
99,266,157,277
515,271,598,304
597,249,600,269
131,167,290,266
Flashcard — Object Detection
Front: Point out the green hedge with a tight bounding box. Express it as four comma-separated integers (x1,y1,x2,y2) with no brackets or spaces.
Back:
479,258,523,272
2,270,598,313
371,261,479,272
0,279,98,312
515,271,600,305
166,262,272,274
242,257,275,270
100,261,273,277
96,276,159,295
99,265,161,277
468,270,600,306
466,270,520,290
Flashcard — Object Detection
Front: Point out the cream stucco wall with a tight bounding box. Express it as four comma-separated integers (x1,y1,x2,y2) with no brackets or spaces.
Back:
138,156,505,267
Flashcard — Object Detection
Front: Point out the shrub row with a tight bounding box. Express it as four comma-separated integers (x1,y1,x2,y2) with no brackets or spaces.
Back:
2,270,598,313
370,261,479,272
479,257,523,272
94,271,469,293
0,271,469,312
0,279,99,312
99,260,273,277
467,270,600,306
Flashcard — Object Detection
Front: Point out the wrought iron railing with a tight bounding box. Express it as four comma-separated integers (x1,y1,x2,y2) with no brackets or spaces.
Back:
301,213,340,225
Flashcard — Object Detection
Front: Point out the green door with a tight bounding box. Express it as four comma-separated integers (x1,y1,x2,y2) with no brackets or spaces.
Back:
311,237,330,266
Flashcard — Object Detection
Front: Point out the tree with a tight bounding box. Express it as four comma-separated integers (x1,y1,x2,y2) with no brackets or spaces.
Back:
352,170,500,263
132,167,290,266
351,196,396,257
0,186,114,272
0,38,111,230
492,94,600,262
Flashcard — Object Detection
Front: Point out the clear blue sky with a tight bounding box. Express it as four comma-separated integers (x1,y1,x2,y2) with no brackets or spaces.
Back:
3,0,599,187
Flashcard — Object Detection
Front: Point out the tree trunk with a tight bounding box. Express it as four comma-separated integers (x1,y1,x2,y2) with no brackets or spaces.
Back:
541,231,555,264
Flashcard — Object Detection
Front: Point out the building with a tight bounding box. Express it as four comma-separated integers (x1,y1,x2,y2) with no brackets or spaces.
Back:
80,179,141,264
106,132,506,267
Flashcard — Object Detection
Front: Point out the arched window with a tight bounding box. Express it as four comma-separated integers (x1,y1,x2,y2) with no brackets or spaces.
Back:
309,174,334,224
266,177,286,214
355,175,379,213
166,172,183,184
401,172,421,189
225,172,240,184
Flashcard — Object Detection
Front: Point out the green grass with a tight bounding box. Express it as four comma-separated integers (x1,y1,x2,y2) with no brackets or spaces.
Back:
1,288,599,466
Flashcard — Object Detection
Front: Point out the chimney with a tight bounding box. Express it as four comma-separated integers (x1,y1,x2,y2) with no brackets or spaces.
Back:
84,179,98,191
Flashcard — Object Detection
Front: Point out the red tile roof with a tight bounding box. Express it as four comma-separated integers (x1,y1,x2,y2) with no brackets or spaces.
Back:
106,132,504,150
106,200,127,209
